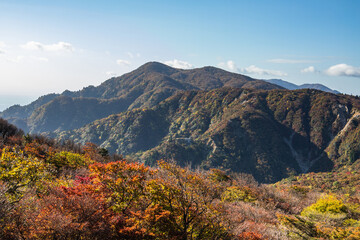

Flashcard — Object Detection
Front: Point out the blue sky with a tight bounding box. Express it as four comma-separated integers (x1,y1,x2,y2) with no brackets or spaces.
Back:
0,0,359,110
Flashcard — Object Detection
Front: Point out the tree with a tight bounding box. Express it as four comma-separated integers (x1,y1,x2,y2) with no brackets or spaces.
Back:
0,147,52,201
144,161,230,239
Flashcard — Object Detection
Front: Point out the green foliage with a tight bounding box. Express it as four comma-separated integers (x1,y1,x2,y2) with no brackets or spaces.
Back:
280,194,360,239
209,168,231,182
98,147,109,157
289,185,310,195
301,195,347,216
0,118,23,142
343,218,360,227
49,151,93,170
0,147,52,200
327,119,360,166
221,186,256,202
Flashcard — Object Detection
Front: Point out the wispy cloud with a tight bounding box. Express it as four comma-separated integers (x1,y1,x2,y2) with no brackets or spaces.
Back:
325,64,360,78
106,71,117,77
267,58,317,64
116,59,131,66
21,41,74,52
241,65,287,77
163,59,193,69
126,52,141,59
301,66,316,73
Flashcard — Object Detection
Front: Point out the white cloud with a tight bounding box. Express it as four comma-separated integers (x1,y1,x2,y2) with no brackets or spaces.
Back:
301,66,316,73
218,60,287,77
106,71,117,77
218,60,237,71
325,64,360,78
116,59,131,66
21,41,74,52
163,59,193,69
0,41,7,54
268,58,316,64
241,65,287,77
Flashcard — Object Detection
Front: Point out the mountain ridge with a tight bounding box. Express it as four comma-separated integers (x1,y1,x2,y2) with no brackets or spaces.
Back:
266,78,340,94
57,87,360,183
0,62,281,133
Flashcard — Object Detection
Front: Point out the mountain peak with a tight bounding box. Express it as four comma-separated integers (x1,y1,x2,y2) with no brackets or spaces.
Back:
137,61,177,75
266,79,340,94
1,61,281,133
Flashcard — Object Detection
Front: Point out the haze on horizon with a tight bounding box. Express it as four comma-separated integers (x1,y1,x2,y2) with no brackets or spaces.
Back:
0,0,359,110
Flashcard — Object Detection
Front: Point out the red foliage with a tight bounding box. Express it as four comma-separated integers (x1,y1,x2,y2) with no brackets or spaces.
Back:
24,141,54,159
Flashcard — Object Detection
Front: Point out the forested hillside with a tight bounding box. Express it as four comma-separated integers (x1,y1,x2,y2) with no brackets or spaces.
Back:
58,87,360,183
1,119,360,239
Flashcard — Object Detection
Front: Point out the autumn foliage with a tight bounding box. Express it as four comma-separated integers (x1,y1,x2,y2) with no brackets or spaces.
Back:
1,125,360,239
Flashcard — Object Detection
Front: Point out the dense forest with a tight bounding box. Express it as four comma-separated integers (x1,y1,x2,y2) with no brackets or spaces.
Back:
58,87,360,183
1,119,360,239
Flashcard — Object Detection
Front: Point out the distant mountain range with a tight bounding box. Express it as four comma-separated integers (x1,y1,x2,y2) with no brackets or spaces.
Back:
0,62,279,133
266,78,340,94
1,62,359,183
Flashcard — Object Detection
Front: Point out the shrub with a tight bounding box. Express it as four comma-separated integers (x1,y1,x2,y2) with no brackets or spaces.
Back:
301,195,347,217
0,147,52,200
49,151,93,170
222,186,256,203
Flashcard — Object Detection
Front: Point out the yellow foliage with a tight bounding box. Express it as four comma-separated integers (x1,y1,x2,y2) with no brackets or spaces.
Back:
221,186,256,202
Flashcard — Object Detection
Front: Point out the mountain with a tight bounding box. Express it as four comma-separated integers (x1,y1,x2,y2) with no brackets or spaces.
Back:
3,61,357,183
299,83,340,94
58,87,360,183
0,62,281,133
266,79,340,94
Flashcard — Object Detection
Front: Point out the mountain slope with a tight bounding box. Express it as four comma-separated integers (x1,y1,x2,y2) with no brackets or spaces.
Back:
1,62,281,133
266,79,340,94
0,93,60,120
27,96,134,133
58,88,360,182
